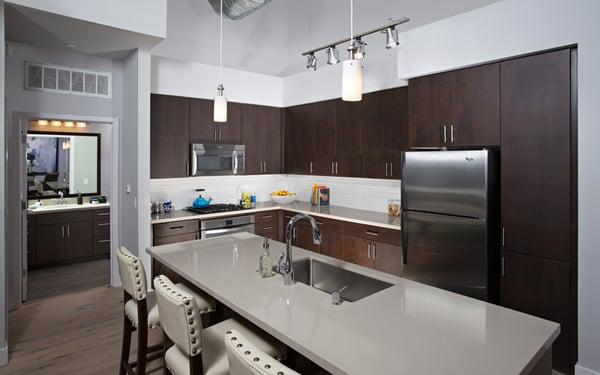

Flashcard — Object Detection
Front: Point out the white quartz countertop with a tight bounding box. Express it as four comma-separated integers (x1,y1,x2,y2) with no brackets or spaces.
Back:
147,234,559,375
27,202,111,214
150,201,401,230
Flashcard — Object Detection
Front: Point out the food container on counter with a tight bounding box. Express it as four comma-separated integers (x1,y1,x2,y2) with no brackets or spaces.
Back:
388,199,401,217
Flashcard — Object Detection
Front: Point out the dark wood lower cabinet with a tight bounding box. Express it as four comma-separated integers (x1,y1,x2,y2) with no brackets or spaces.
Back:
342,235,371,268
65,221,93,259
36,224,66,264
501,251,571,373
372,241,403,277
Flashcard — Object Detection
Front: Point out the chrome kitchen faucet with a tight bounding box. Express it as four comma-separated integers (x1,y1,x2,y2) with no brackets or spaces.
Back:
278,213,321,286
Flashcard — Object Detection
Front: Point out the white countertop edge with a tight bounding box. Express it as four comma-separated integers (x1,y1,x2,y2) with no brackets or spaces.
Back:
150,204,401,230
27,202,111,214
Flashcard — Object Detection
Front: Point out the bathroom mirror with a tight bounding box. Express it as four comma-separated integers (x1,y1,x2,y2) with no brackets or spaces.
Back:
26,132,100,198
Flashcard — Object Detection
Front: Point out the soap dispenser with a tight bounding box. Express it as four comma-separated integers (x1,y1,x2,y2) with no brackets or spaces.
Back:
259,237,273,278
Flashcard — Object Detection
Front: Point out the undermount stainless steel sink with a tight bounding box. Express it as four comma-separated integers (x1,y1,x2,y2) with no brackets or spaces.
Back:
290,258,393,303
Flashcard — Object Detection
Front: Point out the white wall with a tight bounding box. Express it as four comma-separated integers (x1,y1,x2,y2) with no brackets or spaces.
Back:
388,0,600,373
151,56,284,107
6,0,167,38
0,0,7,366
121,49,153,282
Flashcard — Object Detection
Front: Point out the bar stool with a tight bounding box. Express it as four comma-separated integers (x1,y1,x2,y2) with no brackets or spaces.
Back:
154,275,286,375
117,247,216,375
225,329,300,375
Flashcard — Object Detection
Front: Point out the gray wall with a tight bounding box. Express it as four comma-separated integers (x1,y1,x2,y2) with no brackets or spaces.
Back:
1,0,7,367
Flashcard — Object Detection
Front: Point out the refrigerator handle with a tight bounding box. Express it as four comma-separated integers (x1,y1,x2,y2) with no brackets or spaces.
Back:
501,226,506,248
401,211,408,264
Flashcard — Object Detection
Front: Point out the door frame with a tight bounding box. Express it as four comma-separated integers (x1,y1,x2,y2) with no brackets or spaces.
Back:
7,111,121,310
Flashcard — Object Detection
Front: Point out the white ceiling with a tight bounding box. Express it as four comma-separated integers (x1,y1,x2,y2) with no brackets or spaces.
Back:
6,0,504,75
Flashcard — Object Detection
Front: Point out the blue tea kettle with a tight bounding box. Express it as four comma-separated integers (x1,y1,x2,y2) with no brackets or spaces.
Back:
193,189,213,208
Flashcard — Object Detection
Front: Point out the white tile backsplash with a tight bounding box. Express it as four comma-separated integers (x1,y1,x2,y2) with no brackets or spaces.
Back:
151,175,400,213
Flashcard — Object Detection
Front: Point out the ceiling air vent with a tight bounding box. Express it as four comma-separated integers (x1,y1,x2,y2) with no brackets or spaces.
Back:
25,61,112,98
208,0,272,20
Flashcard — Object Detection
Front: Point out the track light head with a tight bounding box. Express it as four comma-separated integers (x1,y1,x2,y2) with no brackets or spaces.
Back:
383,27,399,49
306,53,317,71
325,46,340,65
351,38,366,60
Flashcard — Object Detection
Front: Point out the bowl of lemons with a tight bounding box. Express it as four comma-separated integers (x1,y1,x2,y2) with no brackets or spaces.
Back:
270,189,296,204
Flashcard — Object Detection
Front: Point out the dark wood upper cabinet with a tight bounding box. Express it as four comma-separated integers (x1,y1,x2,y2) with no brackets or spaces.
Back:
190,98,242,144
242,104,282,174
362,87,408,179
501,251,571,373
408,73,450,148
449,64,500,146
150,94,190,179
335,100,362,177
500,49,572,262
312,100,337,176
409,64,500,148
285,104,314,174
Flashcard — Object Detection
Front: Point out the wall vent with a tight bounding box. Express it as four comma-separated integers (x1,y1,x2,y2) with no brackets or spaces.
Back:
25,61,112,98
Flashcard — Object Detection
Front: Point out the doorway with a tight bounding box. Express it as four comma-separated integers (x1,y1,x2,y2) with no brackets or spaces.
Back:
7,113,120,308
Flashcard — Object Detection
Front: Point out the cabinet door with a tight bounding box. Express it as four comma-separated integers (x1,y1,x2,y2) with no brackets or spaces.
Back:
285,105,313,174
501,251,571,373
190,98,216,143
335,100,362,177
361,91,390,179
151,94,190,178
36,224,66,264
242,104,281,174
216,102,242,144
312,100,336,176
66,221,93,259
318,231,343,260
500,50,571,261
449,63,500,146
342,235,372,268
386,87,409,179
372,241,403,277
408,73,450,148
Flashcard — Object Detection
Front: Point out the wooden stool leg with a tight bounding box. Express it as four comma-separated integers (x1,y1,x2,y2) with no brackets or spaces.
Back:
120,316,133,375
163,331,172,375
137,324,148,375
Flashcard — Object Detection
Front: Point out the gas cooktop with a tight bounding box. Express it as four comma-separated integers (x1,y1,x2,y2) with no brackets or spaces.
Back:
184,204,246,215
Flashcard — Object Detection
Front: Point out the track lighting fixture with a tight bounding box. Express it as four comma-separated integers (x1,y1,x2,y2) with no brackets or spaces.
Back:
383,26,399,49
352,38,366,60
325,47,340,65
306,53,317,71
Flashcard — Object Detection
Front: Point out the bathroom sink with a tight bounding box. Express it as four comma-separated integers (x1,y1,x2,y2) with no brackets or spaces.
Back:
290,258,393,302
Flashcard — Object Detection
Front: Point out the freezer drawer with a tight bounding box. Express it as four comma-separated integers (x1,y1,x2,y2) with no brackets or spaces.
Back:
402,210,488,300
402,150,491,218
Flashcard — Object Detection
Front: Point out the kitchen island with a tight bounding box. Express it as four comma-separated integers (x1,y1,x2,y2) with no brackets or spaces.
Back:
147,233,559,375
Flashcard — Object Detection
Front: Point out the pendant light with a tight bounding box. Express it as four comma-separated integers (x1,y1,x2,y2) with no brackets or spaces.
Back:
214,0,227,122
342,0,363,102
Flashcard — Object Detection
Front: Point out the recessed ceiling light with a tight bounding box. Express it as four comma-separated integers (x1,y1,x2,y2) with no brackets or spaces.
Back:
65,43,77,49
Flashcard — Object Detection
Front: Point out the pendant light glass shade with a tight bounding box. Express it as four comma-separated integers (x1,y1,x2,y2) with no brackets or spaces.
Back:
214,84,228,122
342,59,363,102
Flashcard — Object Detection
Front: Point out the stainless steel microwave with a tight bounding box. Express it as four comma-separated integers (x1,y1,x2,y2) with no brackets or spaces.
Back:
190,144,245,176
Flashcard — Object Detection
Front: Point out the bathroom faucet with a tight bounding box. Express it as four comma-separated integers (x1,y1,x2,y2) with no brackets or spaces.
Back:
57,191,66,205
279,213,321,286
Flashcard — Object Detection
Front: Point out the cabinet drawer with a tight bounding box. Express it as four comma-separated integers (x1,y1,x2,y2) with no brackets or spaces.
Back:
94,219,111,237
93,237,111,255
153,232,200,246
27,225,37,245
93,208,111,221
153,220,200,238
37,210,93,225
343,222,401,245
254,211,278,224
312,216,344,233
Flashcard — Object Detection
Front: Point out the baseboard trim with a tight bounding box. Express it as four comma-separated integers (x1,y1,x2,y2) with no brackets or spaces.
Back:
576,364,600,375
0,344,7,367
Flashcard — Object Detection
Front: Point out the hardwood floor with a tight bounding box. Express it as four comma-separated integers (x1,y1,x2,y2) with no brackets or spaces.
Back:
27,258,111,301
1,286,163,374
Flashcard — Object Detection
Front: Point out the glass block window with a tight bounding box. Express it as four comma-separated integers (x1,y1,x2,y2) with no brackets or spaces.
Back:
25,61,111,98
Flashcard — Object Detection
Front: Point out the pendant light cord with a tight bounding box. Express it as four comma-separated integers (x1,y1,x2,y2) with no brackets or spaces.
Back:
219,0,223,85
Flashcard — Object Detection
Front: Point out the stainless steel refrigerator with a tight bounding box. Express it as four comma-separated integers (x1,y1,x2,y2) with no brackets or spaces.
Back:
401,150,499,301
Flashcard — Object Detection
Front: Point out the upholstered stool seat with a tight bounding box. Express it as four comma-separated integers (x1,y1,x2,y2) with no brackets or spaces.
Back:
225,329,299,375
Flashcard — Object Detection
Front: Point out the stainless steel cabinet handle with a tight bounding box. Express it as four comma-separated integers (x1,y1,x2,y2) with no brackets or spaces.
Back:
61,226,65,238
170,225,184,230
67,225,70,237
263,161,267,173
450,125,455,143
501,227,506,247
309,162,313,174
372,243,376,259
214,128,217,141
390,162,393,177
219,129,222,141
501,256,505,276
293,227,297,239
366,231,380,237
331,162,335,174
98,223,110,227
367,243,372,259
335,162,338,175
385,162,389,177
97,239,111,243
97,212,110,216
261,226,273,231
443,125,448,143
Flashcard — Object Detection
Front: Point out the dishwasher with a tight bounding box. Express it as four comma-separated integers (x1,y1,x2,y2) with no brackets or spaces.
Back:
200,215,255,239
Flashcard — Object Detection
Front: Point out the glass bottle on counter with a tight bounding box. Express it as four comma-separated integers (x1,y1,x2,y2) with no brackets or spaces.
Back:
259,237,273,278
